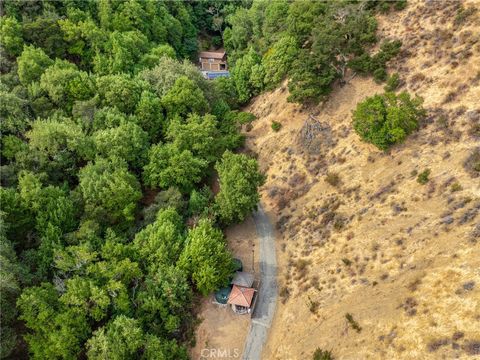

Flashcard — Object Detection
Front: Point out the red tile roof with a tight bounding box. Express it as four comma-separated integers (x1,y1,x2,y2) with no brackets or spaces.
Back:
199,51,226,59
227,285,255,307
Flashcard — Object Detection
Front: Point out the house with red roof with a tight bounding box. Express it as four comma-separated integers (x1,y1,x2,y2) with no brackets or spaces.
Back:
227,271,258,315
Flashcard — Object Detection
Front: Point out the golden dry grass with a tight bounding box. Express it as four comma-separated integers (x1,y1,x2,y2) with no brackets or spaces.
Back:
242,1,480,358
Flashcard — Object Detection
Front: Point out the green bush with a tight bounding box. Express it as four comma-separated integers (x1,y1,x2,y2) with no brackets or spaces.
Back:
313,348,334,360
395,0,407,10
380,40,402,59
348,40,402,81
373,68,387,83
464,148,480,177
454,6,476,25
384,73,400,92
352,91,426,150
325,172,340,187
379,2,391,13
271,121,282,132
345,313,362,333
371,0,407,12
451,182,462,192
417,169,431,185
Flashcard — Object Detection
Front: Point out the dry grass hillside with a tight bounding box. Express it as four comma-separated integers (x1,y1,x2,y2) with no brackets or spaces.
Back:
243,1,480,359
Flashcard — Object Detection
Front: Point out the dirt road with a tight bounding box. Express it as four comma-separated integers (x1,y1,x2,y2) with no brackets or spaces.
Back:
242,204,277,360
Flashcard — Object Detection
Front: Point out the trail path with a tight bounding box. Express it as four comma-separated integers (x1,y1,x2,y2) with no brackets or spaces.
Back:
242,204,277,360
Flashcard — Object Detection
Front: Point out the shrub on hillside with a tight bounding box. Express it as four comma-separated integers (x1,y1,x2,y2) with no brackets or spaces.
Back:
373,68,387,83
348,40,402,80
464,148,480,177
345,313,362,333
384,73,400,92
416,169,431,184
313,348,334,360
352,91,426,150
271,121,282,132
325,172,340,187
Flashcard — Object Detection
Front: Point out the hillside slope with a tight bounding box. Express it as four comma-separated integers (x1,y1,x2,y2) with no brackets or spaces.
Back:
243,1,480,358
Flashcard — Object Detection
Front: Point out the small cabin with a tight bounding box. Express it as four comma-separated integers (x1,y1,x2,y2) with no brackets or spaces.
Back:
198,51,230,80
198,51,228,71
227,271,257,315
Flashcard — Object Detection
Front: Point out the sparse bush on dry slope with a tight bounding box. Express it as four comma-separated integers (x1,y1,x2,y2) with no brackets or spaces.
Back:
352,91,426,150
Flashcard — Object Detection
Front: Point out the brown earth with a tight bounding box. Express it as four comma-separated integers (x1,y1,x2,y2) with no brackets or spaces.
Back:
242,1,480,359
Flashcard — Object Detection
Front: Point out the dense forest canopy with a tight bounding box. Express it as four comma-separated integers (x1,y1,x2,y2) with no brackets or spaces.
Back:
0,1,261,358
1,0,412,358
223,0,406,103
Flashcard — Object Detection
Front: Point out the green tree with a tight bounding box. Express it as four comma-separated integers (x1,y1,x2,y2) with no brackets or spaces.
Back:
0,187,35,243
352,91,426,150
96,74,145,114
60,276,111,322
1,135,26,160
188,186,213,217
231,47,264,103
215,151,265,224
94,30,149,74
17,284,90,360
40,59,95,110
17,45,54,85
134,90,165,142
140,56,208,98
262,1,290,46
212,77,239,109
223,8,252,64
0,84,31,135
161,76,209,118
348,40,402,79
136,265,191,335
143,335,188,360
26,118,91,181
178,219,234,295
18,172,77,277
93,122,149,168
78,158,142,225
164,2,198,59
22,11,67,58
54,242,98,277
25,81,55,118
166,113,220,164
0,221,24,358
110,0,149,33
58,16,108,69
133,208,184,270
287,48,337,103
143,143,207,192
0,16,23,57
140,44,176,69
86,315,144,360
286,1,327,43
55,235,140,321
141,188,185,226
91,106,130,132
262,35,299,88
